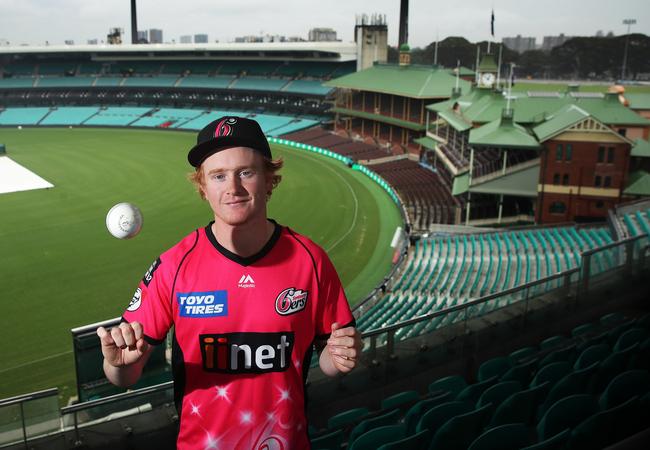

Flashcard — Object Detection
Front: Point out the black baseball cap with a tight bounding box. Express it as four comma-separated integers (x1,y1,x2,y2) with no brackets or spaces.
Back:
187,116,272,168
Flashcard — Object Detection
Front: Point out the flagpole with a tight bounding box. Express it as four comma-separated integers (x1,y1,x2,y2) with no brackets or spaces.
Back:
496,43,503,88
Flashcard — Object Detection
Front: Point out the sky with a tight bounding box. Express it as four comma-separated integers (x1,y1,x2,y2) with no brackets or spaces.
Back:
0,0,648,48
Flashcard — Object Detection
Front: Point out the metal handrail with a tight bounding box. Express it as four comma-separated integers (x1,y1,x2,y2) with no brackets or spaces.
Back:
361,267,579,338
0,388,58,408
60,381,172,414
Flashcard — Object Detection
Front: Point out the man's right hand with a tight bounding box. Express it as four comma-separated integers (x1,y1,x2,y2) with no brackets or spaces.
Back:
97,321,150,368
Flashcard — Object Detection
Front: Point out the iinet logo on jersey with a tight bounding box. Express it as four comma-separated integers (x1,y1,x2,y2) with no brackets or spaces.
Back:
238,274,255,288
199,332,294,373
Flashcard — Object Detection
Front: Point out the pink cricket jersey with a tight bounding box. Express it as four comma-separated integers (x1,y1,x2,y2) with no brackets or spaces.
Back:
122,220,354,450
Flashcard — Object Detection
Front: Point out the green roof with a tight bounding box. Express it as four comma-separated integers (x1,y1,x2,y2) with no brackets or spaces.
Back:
452,172,470,195
478,54,498,72
325,63,471,99
427,87,650,127
438,109,473,132
469,164,540,197
632,139,650,158
533,104,590,142
469,112,541,149
626,93,650,110
330,107,426,131
577,94,650,126
624,170,650,196
413,136,438,150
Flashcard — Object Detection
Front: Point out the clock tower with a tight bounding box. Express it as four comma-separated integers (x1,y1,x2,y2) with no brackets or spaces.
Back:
476,52,498,89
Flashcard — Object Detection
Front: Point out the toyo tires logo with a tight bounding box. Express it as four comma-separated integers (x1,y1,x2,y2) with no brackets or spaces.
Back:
274,288,308,316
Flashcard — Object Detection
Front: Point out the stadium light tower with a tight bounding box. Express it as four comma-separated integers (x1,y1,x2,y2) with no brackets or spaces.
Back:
131,0,138,44
620,18,636,80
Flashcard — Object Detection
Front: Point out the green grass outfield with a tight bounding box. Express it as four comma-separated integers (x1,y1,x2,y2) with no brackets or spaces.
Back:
0,127,402,404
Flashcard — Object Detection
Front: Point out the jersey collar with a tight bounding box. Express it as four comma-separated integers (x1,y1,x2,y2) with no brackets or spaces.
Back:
204,219,282,267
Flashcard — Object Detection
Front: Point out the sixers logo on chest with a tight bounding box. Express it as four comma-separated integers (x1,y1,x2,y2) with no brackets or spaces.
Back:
275,288,308,316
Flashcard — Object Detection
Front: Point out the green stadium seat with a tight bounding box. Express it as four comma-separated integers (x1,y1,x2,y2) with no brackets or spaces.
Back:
348,424,406,450
501,358,538,386
613,327,648,352
571,322,597,338
326,407,370,430
490,382,550,428
599,369,650,409
600,312,627,327
520,428,570,450
376,429,430,450
592,344,640,392
468,423,532,450
538,363,599,419
569,395,640,450
477,380,522,409
403,392,452,434
538,343,577,368
573,343,610,371
311,429,344,450
508,346,537,365
428,375,467,397
380,390,420,412
415,400,473,435
539,335,568,351
478,356,511,382
456,376,499,404
348,409,400,445
536,394,599,441
427,402,493,450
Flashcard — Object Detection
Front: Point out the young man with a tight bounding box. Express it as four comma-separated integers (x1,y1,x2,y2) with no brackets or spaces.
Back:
97,116,362,449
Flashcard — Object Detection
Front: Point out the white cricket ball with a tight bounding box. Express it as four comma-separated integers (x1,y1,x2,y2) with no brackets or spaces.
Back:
17,125,22,130
106,202,143,239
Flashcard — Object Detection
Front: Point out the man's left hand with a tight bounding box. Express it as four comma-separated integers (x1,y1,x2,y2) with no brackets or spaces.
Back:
325,322,362,374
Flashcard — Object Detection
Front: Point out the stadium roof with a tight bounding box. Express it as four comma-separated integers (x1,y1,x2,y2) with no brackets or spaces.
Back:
533,104,591,142
330,107,426,131
325,63,471,99
631,138,650,158
469,164,539,197
469,111,541,149
624,170,650,196
0,42,358,61
429,87,650,130
626,93,650,111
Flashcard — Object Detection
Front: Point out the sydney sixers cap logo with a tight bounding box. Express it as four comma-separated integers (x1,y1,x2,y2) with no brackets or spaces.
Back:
214,117,237,138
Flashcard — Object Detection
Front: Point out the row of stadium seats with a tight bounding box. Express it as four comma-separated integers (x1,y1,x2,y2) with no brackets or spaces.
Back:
357,224,619,338
311,312,650,450
0,106,319,135
0,75,333,95
0,60,355,79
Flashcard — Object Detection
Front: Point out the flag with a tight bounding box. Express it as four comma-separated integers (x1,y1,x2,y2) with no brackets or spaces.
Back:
491,10,495,37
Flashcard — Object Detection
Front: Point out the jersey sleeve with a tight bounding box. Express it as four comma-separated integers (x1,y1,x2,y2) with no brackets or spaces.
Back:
315,251,355,339
121,256,173,345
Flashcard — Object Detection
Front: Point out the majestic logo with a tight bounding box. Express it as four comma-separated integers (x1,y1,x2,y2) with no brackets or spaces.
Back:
238,274,255,288
177,291,228,318
275,288,308,316
127,288,142,312
199,332,294,373
142,257,161,287
214,117,237,138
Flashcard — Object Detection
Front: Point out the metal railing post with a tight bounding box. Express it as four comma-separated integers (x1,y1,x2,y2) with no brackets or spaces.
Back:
387,330,396,360
580,253,591,302
19,402,27,449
